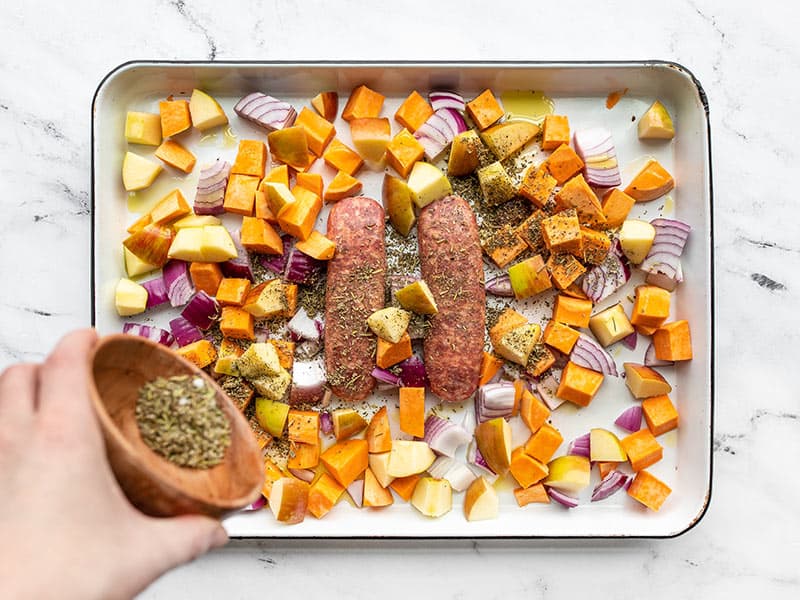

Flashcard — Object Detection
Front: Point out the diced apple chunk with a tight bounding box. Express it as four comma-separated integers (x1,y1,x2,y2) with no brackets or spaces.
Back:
367,307,411,343
619,219,656,264
494,323,541,366
387,440,436,478
235,342,282,378
269,477,309,524
255,397,290,437
480,120,539,161
122,151,162,191
189,89,228,132
589,303,634,347
463,476,499,521
200,225,238,262
407,162,452,209
123,247,158,278
543,455,590,494
124,112,162,146
394,280,438,315
477,161,516,206
410,477,452,518
382,174,416,236
114,278,148,316
638,100,675,140
368,452,395,488
623,363,673,398
589,428,627,462
172,214,222,229
474,417,512,475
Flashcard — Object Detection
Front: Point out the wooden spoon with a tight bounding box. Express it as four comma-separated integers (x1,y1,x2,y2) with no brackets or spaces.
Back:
88,334,264,518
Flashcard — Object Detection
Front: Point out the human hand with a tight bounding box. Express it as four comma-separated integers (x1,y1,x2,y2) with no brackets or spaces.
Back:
0,329,228,600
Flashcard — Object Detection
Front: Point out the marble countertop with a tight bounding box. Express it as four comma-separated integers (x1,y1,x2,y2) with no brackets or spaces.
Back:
1,0,797,597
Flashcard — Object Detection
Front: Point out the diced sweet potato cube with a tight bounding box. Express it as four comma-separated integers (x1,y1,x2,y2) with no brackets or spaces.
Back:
399,386,425,438
635,323,659,337
127,212,152,234
261,457,285,498
295,230,336,260
601,188,636,228
254,191,278,224
269,339,295,370
322,138,363,176
553,294,592,328
295,172,324,198
518,164,557,208
556,361,604,407
376,332,412,369
525,344,556,377
175,339,217,369
219,306,254,341
262,164,290,188
523,423,563,463
364,467,395,507
394,90,434,132
624,159,674,202
159,99,191,138
223,174,259,216
580,227,611,265
489,308,528,348
653,320,693,361
466,89,504,130
311,91,338,122
541,208,582,254
597,461,617,480
324,170,363,202
288,410,320,445
509,447,549,488
385,129,424,178
216,278,251,307
231,140,268,178
389,474,421,501
287,440,320,469
240,216,283,255
154,139,196,173
541,115,570,151
642,394,679,436
546,144,584,185
294,107,336,156
542,320,580,354
514,483,550,506
546,253,586,290
620,429,663,471
150,189,191,225
366,406,392,453
341,84,385,121
482,224,528,268
277,186,322,241
308,472,345,519
555,174,607,227
519,389,550,433
320,439,369,487
631,285,671,329
189,262,223,296
627,470,672,511
479,351,505,386
515,209,546,253
512,379,525,418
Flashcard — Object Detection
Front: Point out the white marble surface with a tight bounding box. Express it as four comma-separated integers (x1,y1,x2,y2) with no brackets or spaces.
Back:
1,0,798,597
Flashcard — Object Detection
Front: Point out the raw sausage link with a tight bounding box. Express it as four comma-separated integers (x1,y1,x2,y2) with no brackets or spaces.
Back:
418,195,485,402
325,196,386,401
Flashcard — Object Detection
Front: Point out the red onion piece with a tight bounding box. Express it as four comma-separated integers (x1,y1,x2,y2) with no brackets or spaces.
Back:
320,411,333,436
582,244,630,303
397,356,428,388
423,415,471,457
169,316,203,347
194,160,230,215
163,260,195,308
535,374,564,410
414,108,466,160
287,307,321,342
645,261,683,291
437,108,467,136
242,496,267,511
429,90,466,112
570,334,619,376
290,358,326,405
546,487,579,508
142,277,168,308
284,247,323,284
567,433,591,458
615,405,642,432
644,342,674,367
347,479,364,507
622,331,638,350
573,128,621,188
288,468,315,483
591,471,630,502
181,291,220,330
234,92,297,131
474,382,516,423
427,456,476,492
640,219,691,283
221,230,254,281
371,366,402,387
485,274,514,297
122,323,174,346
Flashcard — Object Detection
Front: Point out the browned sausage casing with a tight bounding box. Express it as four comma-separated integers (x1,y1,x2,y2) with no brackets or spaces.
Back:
325,196,386,401
418,195,485,402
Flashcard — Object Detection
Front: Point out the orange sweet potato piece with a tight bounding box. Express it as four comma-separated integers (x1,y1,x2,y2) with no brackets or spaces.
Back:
311,91,338,122
653,320,693,361
376,332,412,369
287,440,320,469
307,472,345,519
466,89,504,130
322,138,364,176
324,170,363,202
241,216,283,255
363,467,394,508
526,344,556,378
541,208,582,254
479,351,505,386
231,140,268,178
189,262,223,296
512,379,525,418
150,189,191,225
553,294,592,328
320,439,369,488
601,188,636,228
154,139,196,173
546,253,586,291
389,474,420,501
518,164,557,208
523,423,563,463
277,186,322,241
262,164,290,188
219,306,254,341
515,210,547,253
223,174,259,216
127,212,152,234
489,308,528,348
597,461,617,480
580,226,612,265
269,339,295,370
624,159,674,202
261,457,285,498
399,386,425,438
288,410,320,445
642,394,679,436
366,406,392,453
295,230,336,260
542,320,580,354
385,129,425,178
216,278,251,307
519,388,550,433
342,84,385,121
295,172,324,198
620,429,663,471
175,339,216,369
513,483,550,506
159,99,191,138
394,90,434,133
254,191,278,224
295,107,336,157
482,224,528,268
546,144,584,185
541,115,570,151
555,174,607,227
556,361,604,407
509,448,549,488
627,469,672,511
631,285,671,329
